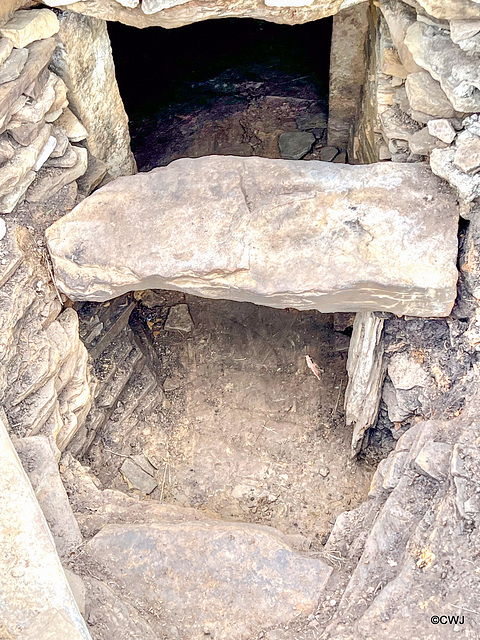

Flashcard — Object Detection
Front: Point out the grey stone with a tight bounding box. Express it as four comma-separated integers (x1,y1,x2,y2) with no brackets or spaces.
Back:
450,19,480,54
380,105,421,141
427,118,456,144
164,304,193,333
450,20,480,42
408,127,447,155
431,147,480,202
382,379,420,422
0,47,28,85
333,151,346,163
0,37,13,66
45,156,460,318
319,145,338,161
120,457,158,494
278,131,315,159
405,21,480,113
80,520,332,639
454,134,480,174
296,112,327,131
405,71,455,119
414,441,452,481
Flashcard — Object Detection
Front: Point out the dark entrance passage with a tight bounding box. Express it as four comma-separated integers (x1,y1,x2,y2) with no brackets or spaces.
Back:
108,17,333,170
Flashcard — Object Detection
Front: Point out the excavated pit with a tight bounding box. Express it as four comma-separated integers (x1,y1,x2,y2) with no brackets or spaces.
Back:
72,292,391,551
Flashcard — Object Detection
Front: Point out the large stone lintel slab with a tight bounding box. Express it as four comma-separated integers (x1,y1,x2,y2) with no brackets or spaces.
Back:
46,155,459,317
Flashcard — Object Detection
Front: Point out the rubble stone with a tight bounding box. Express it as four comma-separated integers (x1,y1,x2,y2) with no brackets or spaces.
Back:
0,47,28,85
405,71,455,119
427,118,456,144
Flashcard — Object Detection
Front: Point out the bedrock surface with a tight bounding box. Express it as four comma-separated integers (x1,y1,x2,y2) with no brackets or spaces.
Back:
46,155,459,317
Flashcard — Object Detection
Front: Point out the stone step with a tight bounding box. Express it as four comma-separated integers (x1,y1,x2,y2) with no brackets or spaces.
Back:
106,364,158,431
91,327,135,399
76,294,135,360
95,344,144,410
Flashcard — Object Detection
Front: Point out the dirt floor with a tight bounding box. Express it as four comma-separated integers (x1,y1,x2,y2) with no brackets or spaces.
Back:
85,294,379,551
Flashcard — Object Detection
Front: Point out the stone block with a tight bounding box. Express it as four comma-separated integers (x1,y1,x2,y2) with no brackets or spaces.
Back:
46,156,460,318
0,9,59,48
405,71,455,119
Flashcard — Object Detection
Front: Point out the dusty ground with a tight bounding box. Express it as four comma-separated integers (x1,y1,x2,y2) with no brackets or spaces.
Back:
87,294,379,551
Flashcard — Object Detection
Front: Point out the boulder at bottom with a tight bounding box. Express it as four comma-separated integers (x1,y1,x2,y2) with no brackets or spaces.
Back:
46,155,459,317
79,520,332,639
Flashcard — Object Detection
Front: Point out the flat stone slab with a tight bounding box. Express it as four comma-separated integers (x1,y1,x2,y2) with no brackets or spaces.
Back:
46,156,459,317
80,520,332,639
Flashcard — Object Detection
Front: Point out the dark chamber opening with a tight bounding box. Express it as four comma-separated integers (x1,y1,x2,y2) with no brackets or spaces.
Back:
108,18,333,170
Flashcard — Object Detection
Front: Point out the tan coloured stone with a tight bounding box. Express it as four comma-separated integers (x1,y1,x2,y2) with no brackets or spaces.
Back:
26,145,88,203
9,71,58,124
378,0,423,74
14,436,83,559
0,169,35,214
53,107,87,142
405,71,455,119
0,9,59,48
0,38,56,123
51,11,136,179
46,155,459,317
414,0,480,20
